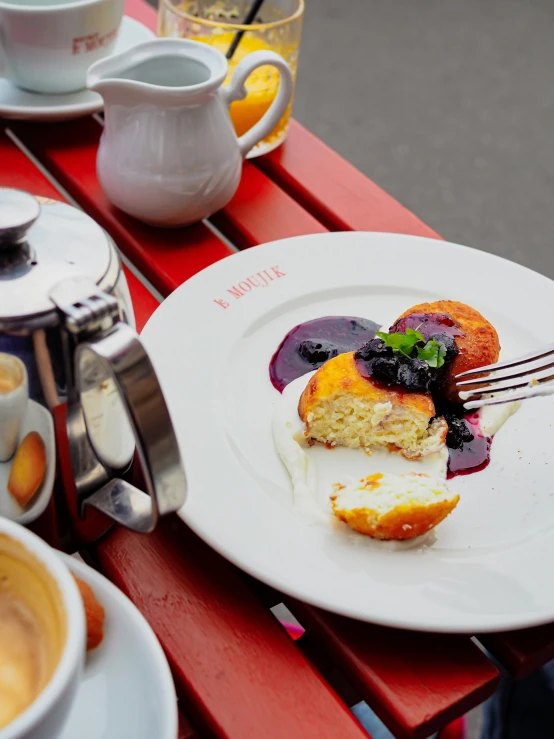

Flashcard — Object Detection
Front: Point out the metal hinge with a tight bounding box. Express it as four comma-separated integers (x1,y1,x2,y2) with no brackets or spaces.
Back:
50,276,120,336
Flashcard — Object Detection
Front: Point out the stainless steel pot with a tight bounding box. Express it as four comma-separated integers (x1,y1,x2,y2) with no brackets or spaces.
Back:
0,188,186,534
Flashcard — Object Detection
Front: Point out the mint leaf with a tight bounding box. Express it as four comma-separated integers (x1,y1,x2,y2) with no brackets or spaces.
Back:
405,326,425,343
376,328,424,357
417,338,447,368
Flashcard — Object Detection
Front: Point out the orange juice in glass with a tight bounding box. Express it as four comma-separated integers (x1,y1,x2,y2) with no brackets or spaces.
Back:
158,0,304,157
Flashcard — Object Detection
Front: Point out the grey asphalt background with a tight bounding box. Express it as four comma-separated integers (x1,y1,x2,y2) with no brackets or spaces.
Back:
293,0,554,280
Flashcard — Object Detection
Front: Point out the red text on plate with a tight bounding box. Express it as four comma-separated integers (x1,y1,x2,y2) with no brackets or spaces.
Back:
213,266,286,309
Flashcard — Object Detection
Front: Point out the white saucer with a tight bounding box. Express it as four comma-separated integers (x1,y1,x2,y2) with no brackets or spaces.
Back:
0,399,55,525
0,17,155,121
58,553,178,739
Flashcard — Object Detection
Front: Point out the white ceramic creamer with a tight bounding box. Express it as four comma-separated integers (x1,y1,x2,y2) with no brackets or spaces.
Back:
87,38,294,227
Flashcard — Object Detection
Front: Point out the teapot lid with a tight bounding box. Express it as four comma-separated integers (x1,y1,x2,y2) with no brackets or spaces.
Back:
0,189,114,322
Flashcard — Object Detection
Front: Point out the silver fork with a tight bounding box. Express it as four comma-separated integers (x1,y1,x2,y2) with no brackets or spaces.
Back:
455,342,554,409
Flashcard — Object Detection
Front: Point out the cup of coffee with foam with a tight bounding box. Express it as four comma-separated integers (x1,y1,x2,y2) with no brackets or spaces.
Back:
0,353,28,463
0,518,85,738
0,0,124,94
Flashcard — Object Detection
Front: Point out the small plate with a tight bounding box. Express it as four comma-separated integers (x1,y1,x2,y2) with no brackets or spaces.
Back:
58,553,178,739
0,399,55,525
0,17,155,121
141,232,554,634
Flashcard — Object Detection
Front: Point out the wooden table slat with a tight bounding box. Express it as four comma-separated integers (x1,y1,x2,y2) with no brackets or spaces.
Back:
437,719,465,739
95,519,370,739
211,160,326,248
480,625,554,680
0,127,62,200
123,265,160,333
287,601,499,739
256,120,441,238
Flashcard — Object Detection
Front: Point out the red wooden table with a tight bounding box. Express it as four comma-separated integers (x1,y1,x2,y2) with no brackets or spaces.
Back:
3,2,554,736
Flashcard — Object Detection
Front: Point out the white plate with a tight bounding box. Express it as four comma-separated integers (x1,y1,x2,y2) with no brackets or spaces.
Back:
0,17,155,121
142,232,554,633
58,553,178,739
0,399,55,525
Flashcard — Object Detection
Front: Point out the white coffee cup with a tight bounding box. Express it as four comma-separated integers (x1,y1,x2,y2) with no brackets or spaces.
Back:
0,0,124,94
0,517,85,739
0,352,28,462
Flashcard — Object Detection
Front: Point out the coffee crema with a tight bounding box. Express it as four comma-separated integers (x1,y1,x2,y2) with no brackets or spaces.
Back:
0,535,67,729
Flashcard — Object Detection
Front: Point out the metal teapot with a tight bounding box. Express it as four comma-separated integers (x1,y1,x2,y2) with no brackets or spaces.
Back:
0,188,186,537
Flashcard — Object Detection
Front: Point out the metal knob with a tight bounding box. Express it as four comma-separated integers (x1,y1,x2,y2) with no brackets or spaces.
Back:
0,188,40,247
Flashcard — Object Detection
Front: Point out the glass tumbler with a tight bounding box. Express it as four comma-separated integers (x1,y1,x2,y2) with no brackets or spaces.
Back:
158,0,304,158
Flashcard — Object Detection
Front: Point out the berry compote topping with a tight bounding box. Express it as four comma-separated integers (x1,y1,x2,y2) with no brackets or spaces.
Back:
444,414,474,450
269,316,379,392
446,412,491,478
355,338,435,392
354,312,462,394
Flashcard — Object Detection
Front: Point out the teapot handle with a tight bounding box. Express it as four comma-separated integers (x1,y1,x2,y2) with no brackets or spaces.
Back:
50,275,186,534
221,49,294,158
74,321,187,533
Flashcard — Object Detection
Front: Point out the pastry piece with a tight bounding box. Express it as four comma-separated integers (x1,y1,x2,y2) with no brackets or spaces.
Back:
331,472,459,540
392,300,500,404
7,432,46,507
298,351,446,459
73,575,105,651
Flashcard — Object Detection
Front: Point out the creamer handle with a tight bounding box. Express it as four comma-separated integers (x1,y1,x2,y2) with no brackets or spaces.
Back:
221,49,294,158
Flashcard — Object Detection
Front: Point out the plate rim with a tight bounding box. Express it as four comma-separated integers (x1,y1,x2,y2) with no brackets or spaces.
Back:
143,231,554,633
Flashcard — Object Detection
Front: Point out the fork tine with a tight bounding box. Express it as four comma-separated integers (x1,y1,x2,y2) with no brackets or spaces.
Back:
463,382,554,410
459,370,554,400
455,341,554,379
457,358,554,388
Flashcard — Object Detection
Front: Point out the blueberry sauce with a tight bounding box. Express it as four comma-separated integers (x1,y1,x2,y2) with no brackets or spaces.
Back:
269,316,379,392
447,412,492,478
